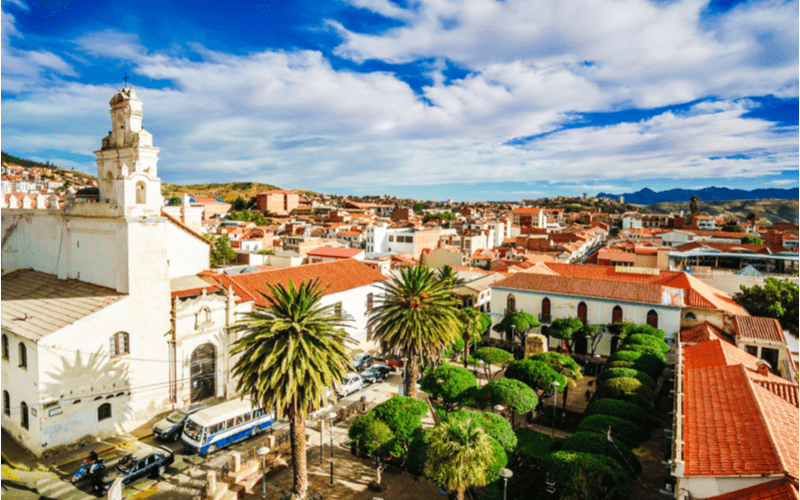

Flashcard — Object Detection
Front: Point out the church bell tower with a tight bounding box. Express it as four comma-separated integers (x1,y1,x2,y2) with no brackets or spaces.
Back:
94,87,162,217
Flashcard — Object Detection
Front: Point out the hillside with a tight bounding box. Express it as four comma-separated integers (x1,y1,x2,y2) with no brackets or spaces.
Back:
647,199,799,224
598,186,799,204
2,151,96,182
161,182,297,203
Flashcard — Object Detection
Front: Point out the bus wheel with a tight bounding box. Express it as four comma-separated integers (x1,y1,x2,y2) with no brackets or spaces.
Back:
206,444,217,455
251,426,260,438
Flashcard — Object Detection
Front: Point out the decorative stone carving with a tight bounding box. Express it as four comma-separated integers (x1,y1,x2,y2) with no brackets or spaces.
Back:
525,333,548,358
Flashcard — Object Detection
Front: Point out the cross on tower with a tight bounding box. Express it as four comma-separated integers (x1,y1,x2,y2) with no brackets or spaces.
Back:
123,73,129,88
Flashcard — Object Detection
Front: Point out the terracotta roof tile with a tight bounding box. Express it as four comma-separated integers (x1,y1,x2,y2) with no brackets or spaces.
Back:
703,479,798,500
733,315,786,344
681,322,735,345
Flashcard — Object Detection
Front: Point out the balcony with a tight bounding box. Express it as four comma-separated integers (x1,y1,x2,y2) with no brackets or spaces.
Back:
539,313,552,323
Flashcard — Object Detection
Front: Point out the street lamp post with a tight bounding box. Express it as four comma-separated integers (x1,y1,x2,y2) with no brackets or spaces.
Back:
593,354,601,377
328,412,336,486
256,446,270,500
584,334,591,371
551,381,560,437
499,468,513,500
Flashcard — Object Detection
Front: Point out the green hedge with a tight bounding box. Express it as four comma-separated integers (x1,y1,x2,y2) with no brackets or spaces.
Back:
597,368,657,389
625,334,670,353
618,343,668,362
561,431,641,476
608,350,665,378
597,377,655,400
447,409,518,453
405,429,431,477
540,451,632,500
620,323,666,341
575,414,647,448
585,399,652,430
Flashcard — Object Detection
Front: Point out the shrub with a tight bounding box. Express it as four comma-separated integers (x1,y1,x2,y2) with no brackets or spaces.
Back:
576,414,647,448
608,350,665,378
597,368,657,389
448,409,518,453
626,334,670,353
472,347,515,367
618,343,667,362
505,359,566,393
485,437,509,482
607,360,637,370
597,377,655,401
561,432,641,476
372,396,429,455
540,451,632,500
405,429,432,477
528,352,581,373
420,364,477,413
620,323,666,340
516,428,564,459
585,399,652,430
478,378,538,415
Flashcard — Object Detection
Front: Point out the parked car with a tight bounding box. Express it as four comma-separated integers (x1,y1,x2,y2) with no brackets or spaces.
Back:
152,403,209,442
352,353,373,371
335,372,364,398
93,445,174,495
361,364,391,384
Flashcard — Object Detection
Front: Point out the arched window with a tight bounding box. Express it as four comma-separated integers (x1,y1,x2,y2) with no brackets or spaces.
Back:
18,343,27,368
98,403,112,421
110,332,130,356
647,310,659,329
20,401,28,429
540,298,551,323
196,307,212,328
685,312,696,321
612,306,623,325
2,334,8,360
506,294,516,314
135,181,146,204
3,391,10,416
577,302,588,325
105,171,113,184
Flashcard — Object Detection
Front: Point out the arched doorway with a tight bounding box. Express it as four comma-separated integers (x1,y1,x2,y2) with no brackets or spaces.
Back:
190,343,216,402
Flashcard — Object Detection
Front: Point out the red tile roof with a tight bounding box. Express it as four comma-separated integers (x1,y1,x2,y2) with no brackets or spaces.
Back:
493,272,676,306
732,315,786,344
680,322,734,345
703,479,798,500
306,247,364,258
203,259,387,307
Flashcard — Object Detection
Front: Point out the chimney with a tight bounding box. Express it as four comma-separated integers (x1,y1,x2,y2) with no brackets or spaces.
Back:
757,360,771,377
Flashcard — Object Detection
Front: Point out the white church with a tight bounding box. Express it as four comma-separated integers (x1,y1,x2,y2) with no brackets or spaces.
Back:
1,87,248,456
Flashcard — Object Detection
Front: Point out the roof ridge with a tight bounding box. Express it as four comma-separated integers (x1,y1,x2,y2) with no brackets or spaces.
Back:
742,364,795,481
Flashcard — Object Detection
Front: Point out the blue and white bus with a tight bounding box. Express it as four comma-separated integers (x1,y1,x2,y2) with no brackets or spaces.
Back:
181,398,274,454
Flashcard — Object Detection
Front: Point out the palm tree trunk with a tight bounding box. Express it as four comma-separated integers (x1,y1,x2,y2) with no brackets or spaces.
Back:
463,332,470,369
562,385,569,412
404,356,418,399
289,395,308,500
456,486,465,500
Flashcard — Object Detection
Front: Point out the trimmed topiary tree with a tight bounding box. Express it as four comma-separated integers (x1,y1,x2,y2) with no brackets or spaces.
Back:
404,429,432,477
420,364,477,414
561,431,641,476
585,399,652,431
448,409,518,453
348,415,395,486
540,451,632,500
597,377,655,400
472,347,515,382
575,414,647,448
505,359,566,399
618,343,667,362
484,436,508,483
608,350,665,378
371,396,430,456
625,334,670,353
478,378,538,427
597,368,657,389
619,322,666,341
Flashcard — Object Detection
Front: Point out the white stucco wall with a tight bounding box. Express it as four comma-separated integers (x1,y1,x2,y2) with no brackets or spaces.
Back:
165,221,211,279
1,332,41,455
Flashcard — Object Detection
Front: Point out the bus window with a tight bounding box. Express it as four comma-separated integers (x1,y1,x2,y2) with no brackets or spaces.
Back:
184,419,203,441
235,415,244,426
243,412,251,423
226,418,235,428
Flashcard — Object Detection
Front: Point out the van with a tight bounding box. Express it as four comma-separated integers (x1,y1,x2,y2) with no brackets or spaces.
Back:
335,372,364,398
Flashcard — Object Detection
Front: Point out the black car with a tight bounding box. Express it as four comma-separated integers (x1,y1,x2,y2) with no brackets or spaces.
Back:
93,445,174,495
361,364,391,384
152,403,209,441
353,353,373,371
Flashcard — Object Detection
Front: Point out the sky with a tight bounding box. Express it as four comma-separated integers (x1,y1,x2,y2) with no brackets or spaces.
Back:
1,0,798,201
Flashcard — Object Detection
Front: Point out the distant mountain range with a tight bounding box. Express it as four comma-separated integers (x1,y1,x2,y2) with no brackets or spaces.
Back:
596,186,799,205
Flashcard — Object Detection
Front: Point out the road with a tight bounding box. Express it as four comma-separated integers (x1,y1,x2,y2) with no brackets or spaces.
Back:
2,369,404,500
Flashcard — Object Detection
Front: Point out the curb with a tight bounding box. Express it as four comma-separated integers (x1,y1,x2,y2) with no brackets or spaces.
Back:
2,433,153,473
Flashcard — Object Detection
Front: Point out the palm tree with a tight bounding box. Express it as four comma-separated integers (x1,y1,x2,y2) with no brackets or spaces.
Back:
437,265,464,288
457,308,486,369
425,418,495,500
231,279,353,500
368,265,461,398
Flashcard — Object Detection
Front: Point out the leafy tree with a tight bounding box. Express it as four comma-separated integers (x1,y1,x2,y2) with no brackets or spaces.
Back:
492,311,541,344
618,322,665,341
529,352,583,411
741,235,764,245
457,308,490,368
231,279,352,500
581,324,604,357
689,195,700,216
447,409,518,453
425,418,496,500
420,364,477,414
746,211,758,224
575,414,646,448
210,234,237,266
624,334,670,353
484,437,508,482
371,396,429,457
541,451,632,500
597,368,657,389
478,378,538,427
548,317,584,352
348,415,394,486
561,432,641,476
505,358,566,404
585,399,652,431
608,350,665,378
735,278,799,335
471,347,515,382
368,265,462,397
232,196,247,211
413,203,424,214
596,377,655,402
167,195,181,206
618,343,667,362
423,212,456,223
404,429,432,477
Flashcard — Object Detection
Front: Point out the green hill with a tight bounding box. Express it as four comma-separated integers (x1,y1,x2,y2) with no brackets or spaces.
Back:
162,182,290,204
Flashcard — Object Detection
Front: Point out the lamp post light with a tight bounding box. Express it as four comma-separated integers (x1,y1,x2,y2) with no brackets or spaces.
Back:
499,468,513,500
328,412,336,486
551,381,560,437
478,359,486,386
593,354,601,377
256,446,270,500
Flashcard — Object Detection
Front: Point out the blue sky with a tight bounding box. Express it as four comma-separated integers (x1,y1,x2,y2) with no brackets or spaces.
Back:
2,0,798,201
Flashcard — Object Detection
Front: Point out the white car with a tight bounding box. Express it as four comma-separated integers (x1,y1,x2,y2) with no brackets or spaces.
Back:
335,372,364,398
